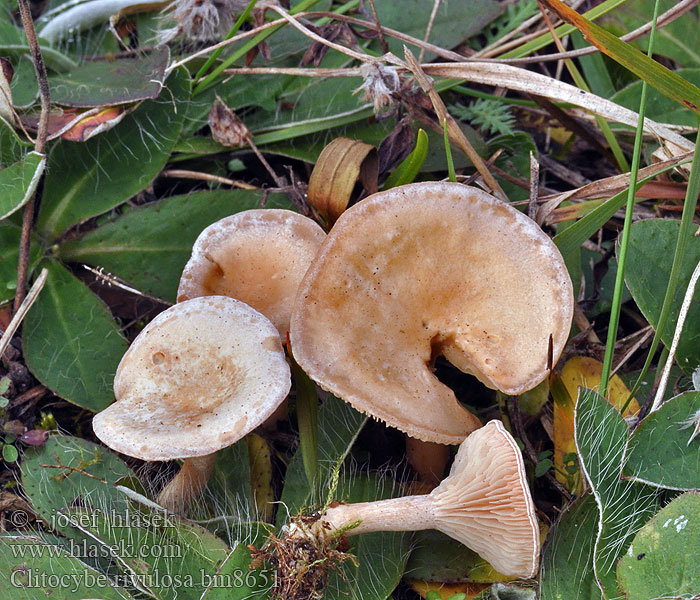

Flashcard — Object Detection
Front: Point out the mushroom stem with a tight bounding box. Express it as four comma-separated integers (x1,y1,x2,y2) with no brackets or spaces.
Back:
157,453,218,515
319,494,435,537
292,421,539,579
404,435,450,488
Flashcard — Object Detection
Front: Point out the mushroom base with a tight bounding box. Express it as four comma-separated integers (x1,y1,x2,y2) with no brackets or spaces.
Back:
157,453,218,515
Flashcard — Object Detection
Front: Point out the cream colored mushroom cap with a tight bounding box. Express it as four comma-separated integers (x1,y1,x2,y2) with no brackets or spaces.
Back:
178,209,326,337
92,296,291,461
290,182,573,443
431,420,539,578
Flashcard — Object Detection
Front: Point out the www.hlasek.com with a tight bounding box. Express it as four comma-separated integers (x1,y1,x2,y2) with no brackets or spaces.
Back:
10,567,277,594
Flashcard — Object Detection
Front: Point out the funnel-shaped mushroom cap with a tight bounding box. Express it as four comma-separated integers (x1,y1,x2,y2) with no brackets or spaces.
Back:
290,182,573,443
178,209,326,337
93,296,291,461
431,420,539,578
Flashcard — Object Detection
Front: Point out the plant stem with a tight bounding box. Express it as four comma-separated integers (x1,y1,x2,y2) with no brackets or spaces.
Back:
14,0,50,314
600,0,661,397
157,453,218,515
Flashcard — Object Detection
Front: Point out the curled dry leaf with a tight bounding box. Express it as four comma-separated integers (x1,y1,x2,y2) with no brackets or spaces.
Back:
307,137,378,225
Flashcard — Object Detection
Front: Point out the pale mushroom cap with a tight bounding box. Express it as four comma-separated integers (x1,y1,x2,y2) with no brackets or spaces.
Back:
290,182,573,443
431,420,539,578
93,296,291,461
177,209,326,337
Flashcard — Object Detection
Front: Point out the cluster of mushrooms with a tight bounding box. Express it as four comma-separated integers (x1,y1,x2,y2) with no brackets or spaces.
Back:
92,182,574,582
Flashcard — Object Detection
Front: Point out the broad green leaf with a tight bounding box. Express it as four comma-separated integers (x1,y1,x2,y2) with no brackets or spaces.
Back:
277,394,367,526
323,473,410,600
602,0,700,68
375,0,503,60
37,67,190,240
612,69,700,127
617,492,700,600
0,151,45,220
59,190,294,302
407,530,511,583
623,219,700,373
61,505,271,600
539,0,700,116
580,247,629,317
9,54,38,108
22,260,128,411
48,46,169,107
623,392,700,490
0,536,135,600
0,222,42,304
21,435,135,538
574,388,658,598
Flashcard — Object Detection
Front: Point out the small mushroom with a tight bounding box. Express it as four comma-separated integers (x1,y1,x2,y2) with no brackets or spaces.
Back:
290,420,539,578
92,296,291,514
291,182,573,444
178,209,326,339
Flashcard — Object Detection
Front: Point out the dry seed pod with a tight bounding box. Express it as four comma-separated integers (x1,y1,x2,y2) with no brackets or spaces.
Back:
291,182,574,444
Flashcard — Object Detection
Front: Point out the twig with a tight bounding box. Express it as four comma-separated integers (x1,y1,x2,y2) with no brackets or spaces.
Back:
418,0,442,63
650,260,700,413
365,0,389,54
0,268,48,361
39,463,108,484
528,151,539,221
160,169,258,190
14,0,50,314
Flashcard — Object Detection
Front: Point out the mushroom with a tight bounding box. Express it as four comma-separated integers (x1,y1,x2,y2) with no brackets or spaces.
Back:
289,420,539,579
92,295,291,514
178,209,326,339
290,182,574,445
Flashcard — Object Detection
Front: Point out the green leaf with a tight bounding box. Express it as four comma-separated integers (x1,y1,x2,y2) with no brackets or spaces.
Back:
407,530,509,583
21,435,136,537
611,69,700,127
623,391,700,490
539,495,602,600
623,219,700,373
36,67,190,240
382,128,428,190
59,190,294,302
617,492,700,600
60,504,271,600
0,376,11,395
0,536,135,600
9,54,38,108
574,388,658,598
277,395,367,526
22,261,128,411
2,443,18,462
0,151,45,220
0,222,42,305
47,46,169,107
292,356,318,485
601,0,700,68
374,0,503,61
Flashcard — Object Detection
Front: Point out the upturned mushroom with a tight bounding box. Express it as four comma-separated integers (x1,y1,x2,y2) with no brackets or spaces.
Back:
178,209,326,339
287,420,539,579
92,296,291,514
290,182,574,445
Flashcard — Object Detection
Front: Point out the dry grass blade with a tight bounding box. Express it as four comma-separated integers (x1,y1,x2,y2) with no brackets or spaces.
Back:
0,268,47,361
403,50,507,200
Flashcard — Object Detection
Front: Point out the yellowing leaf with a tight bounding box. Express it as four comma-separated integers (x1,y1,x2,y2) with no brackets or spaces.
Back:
407,579,489,599
553,356,639,494
246,433,274,522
